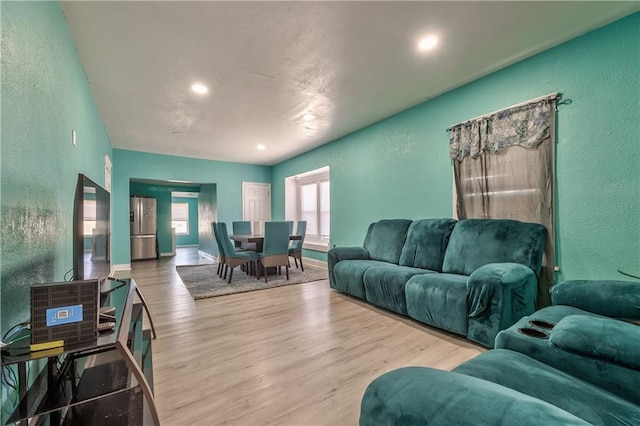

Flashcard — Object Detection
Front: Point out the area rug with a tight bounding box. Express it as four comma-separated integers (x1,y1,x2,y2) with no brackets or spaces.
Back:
176,262,329,300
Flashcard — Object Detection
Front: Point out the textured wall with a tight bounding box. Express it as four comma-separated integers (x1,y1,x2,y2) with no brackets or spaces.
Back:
1,2,112,336
198,184,218,257
112,150,271,266
129,183,200,254
272,13,640,281
172,196,200,247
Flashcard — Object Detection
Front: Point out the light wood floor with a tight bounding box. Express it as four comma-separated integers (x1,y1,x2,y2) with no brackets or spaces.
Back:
121,248,483,425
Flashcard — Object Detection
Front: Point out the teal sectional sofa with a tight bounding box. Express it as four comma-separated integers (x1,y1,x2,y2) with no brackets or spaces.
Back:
328,218,546,347
360,279,640,425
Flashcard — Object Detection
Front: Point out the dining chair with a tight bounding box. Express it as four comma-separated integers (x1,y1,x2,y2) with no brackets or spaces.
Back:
258,221,290,283
232,220,256,251
212,222,226,278
288,221,307,271
286,221,294,235
218,222,260,283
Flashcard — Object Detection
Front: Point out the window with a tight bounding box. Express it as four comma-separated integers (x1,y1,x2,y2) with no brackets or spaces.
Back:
171,202,190,235
83,199,96,236
285,166,330,251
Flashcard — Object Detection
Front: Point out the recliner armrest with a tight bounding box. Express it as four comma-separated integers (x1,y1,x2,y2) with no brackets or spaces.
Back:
549,315,640,370
465,263,538,347
360,367,589,426
467,263,537,317
327,247,370,289
550,280,640,320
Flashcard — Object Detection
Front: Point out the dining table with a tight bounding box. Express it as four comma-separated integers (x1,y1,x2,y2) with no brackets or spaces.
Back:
229,233,303,277
229,233,302,253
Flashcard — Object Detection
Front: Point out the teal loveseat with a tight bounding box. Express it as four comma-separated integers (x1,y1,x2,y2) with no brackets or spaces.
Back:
328,218,546,347
360,279,640,425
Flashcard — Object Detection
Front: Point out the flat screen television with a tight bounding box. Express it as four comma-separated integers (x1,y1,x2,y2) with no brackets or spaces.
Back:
73,174,111,281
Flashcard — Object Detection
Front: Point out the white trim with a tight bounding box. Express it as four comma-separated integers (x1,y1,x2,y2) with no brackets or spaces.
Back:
160,252,175,258
177,244,199,248
199,250,218,262
303,241,329,253
112,263,132,272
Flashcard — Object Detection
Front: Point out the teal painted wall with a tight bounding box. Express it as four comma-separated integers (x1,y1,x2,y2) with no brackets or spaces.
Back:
198,184,218,257
112,150,271,266
273,13,640,281
1,1,112,335
129,183,200,255
172,196,200,246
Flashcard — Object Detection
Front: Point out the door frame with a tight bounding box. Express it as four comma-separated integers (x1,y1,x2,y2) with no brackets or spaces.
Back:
242,182,272,221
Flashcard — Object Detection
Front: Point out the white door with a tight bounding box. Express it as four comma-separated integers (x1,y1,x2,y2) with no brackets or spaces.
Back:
242,182,271,232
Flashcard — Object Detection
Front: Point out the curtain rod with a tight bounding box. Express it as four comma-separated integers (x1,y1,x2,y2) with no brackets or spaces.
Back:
446,92,561,132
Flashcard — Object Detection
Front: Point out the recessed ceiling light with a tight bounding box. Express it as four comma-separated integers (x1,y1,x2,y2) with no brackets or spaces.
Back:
191,83,208,94
418,35,439,51
302,113,316,121
257,144,266,150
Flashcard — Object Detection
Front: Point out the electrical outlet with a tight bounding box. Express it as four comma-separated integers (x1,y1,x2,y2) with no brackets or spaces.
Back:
72,130,77,146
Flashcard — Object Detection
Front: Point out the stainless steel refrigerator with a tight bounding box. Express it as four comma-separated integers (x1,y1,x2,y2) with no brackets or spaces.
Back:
130,196,157,260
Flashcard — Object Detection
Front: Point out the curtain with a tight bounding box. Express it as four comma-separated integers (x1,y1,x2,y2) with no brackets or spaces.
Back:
450,96,556,307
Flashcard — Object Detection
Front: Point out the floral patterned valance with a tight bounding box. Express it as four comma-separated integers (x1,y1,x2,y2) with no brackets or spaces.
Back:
449,97,556,161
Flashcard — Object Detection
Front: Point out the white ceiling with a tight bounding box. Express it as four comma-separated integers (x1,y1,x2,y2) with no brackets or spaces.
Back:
61,1,638,166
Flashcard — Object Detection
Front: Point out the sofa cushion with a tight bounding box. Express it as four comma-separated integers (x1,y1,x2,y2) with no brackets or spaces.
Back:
363,219,412,264
442,219,546,276
551,280,640,320
495,306,640,405
333,260,390,300
405,273,469,335
360,366,590,426
549,315,640,370
454,349,640,425
399,219,457,271
363,265,434,315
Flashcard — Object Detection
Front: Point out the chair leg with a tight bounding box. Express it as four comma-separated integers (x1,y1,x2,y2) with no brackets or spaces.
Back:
285,265,289,280
217,263,221,275
224,265,228,279
228,267,234,284
299,256,304,272
294,258,298,268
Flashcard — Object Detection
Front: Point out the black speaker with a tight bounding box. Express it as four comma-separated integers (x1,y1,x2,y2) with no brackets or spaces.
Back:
30,280,99,345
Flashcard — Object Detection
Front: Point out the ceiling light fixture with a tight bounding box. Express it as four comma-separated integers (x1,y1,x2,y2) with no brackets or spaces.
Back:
418,35,439,51
191,83,208,94
257,144,266,150
302,113,316,121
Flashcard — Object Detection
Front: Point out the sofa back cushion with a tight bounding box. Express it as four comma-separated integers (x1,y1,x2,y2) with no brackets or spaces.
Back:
363,219,412,264
442,219,546,276
399,219,457,271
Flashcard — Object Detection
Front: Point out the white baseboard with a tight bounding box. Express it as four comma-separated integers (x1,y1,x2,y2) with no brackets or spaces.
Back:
111,263,131,273
199,250,218,262
178,244,199,248
301,256,327,269
160,252,175,258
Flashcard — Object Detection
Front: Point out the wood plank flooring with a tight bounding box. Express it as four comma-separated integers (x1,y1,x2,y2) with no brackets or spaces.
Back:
120,248,483,425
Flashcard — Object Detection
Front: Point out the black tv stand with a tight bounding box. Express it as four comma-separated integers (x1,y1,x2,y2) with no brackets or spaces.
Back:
2,278,159,425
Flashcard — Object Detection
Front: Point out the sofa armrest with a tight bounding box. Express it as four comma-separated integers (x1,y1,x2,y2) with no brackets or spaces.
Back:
327,247,370,289
551,280,640,320
360,367,589,426
466,263,538,347
549,315,640,370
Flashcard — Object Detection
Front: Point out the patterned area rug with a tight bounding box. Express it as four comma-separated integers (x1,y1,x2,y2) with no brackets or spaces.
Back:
176,262,329,300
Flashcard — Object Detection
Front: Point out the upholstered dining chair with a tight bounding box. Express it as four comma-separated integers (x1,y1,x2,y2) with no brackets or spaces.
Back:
212,222,226,277
258,221,290,283
288,221,307,271
286,221,294,235
232,220,256,250
218,222,260,283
